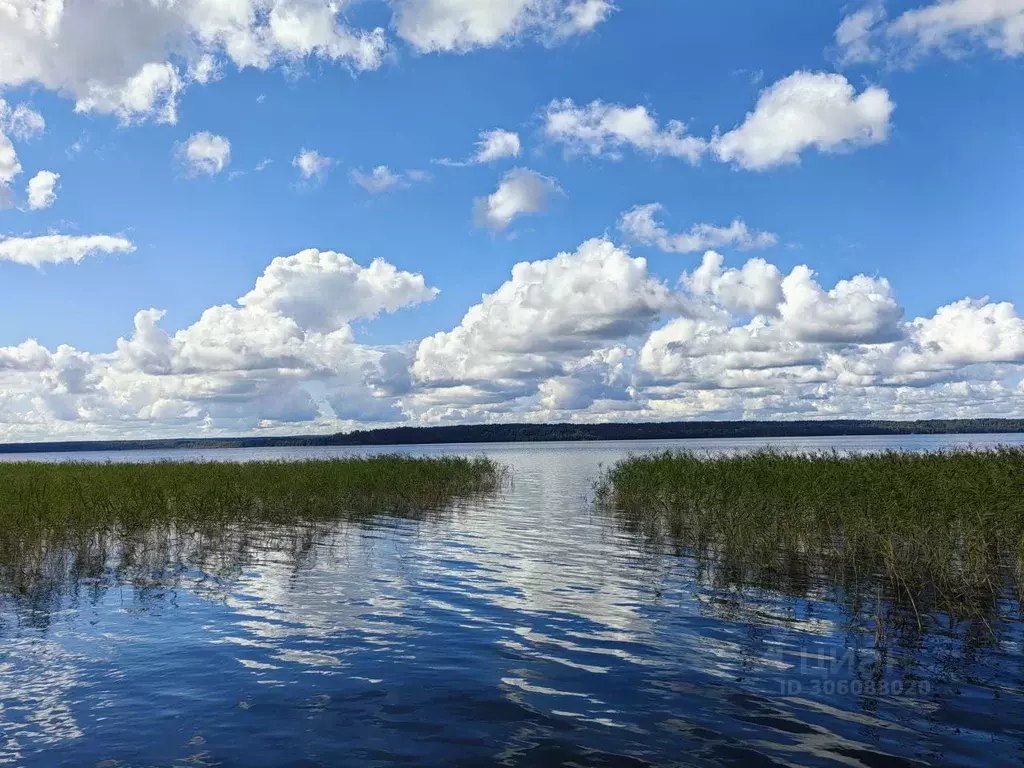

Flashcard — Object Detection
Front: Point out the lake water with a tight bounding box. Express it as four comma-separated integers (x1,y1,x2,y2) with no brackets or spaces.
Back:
3,434,1024,767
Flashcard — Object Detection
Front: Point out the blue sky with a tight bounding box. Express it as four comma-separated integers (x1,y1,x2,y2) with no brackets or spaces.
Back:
1,0,1023,440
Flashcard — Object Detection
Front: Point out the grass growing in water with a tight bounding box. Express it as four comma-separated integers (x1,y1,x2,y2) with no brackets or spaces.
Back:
596,448,1024,619
0,455,505,531
0,455,506,621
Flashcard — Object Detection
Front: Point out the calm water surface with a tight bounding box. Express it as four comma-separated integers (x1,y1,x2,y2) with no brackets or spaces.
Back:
3,435,1024,767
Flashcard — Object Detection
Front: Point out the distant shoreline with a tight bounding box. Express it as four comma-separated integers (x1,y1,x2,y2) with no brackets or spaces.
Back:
2,419,1023,455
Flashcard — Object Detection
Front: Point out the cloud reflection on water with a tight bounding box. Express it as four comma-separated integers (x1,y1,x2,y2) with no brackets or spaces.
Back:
1,437,1022,765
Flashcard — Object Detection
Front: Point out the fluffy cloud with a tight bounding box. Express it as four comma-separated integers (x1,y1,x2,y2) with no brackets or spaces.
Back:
619,204,778,253
0,340,54,373
683,251,785,316
405,241,1023,424
546,71,894,170
473,168,561,230
237,249,438,333
0,234,135,267
536,345,638,412
835,7,886,65
177,131,231,176
413,238,679,391
389,0,613,53
0,0,389,124
827,298,1024,387
26,170,59,209
3,237,1024,438
0,99,42,191
711,72,895,170
0,247,439,441
0,0,611,130
0,0,613,132
636,272,1017,420
778,266,903,344
76,62,185,125
637,315,824,391
0,129,18,188
890,0,1024,56
5,103,46,141
441,129,522,166
561,0,614,35
114,248,436,380
473,129,521,162
838,1,1024,64
544,99,707,162
909,299,1024,366
351,165,405,194
682,252,903,343
293,149,333,181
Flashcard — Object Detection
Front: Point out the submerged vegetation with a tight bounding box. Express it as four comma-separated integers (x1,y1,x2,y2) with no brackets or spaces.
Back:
596,448,1024,620
0,455,505,531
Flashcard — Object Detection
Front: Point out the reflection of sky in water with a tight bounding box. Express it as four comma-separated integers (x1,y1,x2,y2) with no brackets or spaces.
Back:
0,640,85,764
2,435,1024,766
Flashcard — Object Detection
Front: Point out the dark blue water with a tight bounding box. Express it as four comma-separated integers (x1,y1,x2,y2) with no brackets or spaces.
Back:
2,435,1024,766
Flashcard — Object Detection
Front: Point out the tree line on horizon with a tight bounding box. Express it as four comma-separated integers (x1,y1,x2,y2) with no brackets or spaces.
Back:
3,418,1024,454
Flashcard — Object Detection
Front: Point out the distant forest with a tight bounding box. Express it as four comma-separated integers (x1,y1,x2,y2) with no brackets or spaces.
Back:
2,419,1024,454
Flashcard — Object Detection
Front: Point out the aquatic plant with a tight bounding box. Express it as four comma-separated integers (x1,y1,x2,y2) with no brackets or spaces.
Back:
0,455,505,532
0,456,506,600
595,448,1024,619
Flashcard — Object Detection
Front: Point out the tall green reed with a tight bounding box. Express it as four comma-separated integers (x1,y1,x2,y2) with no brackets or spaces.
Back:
596,448,1024,620
0,455,505,531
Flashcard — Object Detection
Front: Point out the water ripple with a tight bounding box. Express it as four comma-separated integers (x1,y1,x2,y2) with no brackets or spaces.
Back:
2,437,1024,765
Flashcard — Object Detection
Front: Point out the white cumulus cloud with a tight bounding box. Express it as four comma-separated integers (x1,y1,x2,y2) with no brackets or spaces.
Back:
711,71,895,170
178,131,231,176
683,250,785,316
0,99,35,189
546,71,894,170
0,247,438,440
560,0,615,35
237,249,439,333
473,168,561,230
0,234,135,267
75,62,185,126
0,0,389,125
836,1,1024,65
3,238,1024,438
389,0,613,53
352,165,412,194
26,170,60,209
778,265,904,344
413,238,679,391
619,204,778,253
293,149,333,181
406,241,1014,424
440,129,522,166
544,98,707,162
0,130,19,189
890,0,1024,56
474,129,521,162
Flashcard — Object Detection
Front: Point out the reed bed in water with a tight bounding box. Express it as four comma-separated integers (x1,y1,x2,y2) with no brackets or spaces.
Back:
0,456,504,609
595,448,1024,614
0,455,506,532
